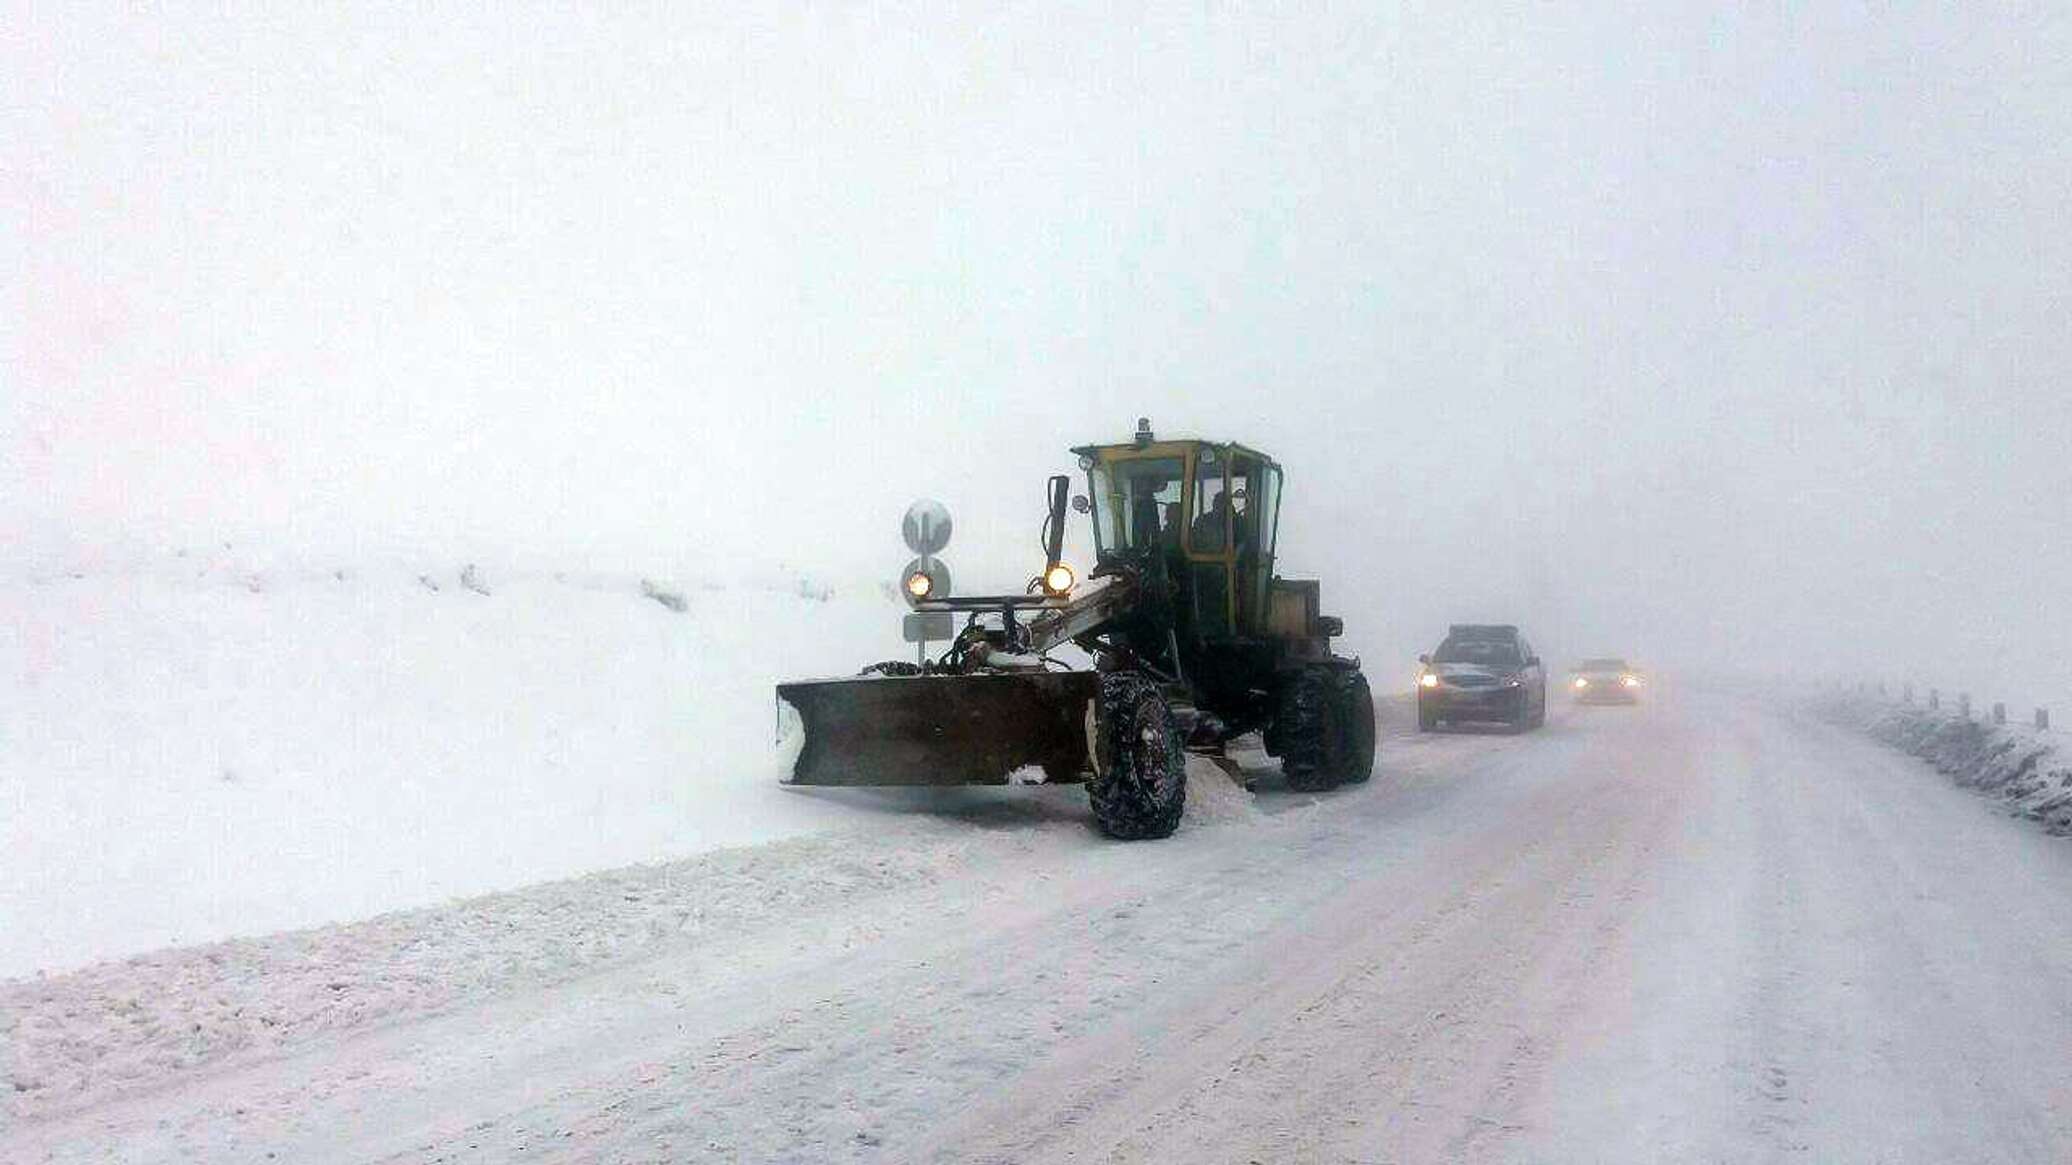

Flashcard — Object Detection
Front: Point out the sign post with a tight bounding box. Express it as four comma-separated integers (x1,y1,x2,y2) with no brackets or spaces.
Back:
900,500,954,667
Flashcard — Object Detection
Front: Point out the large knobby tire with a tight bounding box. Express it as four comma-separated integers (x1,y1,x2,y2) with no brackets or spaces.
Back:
1273,669,1335,790
1276,667,1377,791
1087,672,1187,840
1337,671,1378,783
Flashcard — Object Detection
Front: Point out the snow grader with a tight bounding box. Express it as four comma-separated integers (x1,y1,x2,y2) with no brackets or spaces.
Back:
777,419,1375,839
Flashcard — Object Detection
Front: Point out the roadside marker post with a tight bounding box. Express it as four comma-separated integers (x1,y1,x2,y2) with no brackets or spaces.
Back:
900,500,954,668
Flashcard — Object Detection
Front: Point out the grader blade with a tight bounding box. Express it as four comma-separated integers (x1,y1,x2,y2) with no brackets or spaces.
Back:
778,672,1098,786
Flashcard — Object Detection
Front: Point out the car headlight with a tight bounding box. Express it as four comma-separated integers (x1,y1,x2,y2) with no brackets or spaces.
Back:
1574,676,1589,689
1621,675,1640,688
1042,563,1075,596
1503,676,1522,688
1419,672,1440,688
904,571,933,599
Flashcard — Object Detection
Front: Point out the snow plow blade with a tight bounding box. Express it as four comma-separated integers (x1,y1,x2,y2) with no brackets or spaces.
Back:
778,672,1099,786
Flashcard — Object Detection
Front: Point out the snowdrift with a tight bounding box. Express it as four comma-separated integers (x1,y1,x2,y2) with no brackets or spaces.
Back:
1819,695,2072,833
1,552,932,981
0,802,1105,1123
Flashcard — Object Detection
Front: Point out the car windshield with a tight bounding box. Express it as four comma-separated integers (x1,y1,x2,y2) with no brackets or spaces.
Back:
1434,639,1522,666
1580,658,1629,671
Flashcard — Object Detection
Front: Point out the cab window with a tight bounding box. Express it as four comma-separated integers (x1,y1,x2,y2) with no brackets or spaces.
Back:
1187,449,1232,554
1228,452,1278,629
1088,457,1184,554
1247,462,1281,559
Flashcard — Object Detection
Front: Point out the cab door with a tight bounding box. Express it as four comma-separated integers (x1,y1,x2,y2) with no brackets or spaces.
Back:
1228,451,1279,635
1181,446,1236,640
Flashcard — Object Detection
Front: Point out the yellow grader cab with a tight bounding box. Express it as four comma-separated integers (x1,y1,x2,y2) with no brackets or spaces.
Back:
777,419,1375,839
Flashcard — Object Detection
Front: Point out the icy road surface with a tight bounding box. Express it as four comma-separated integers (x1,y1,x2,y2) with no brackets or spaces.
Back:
12,690,2072,1163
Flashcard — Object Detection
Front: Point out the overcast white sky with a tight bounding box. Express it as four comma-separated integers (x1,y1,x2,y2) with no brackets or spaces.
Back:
6,5,2069,695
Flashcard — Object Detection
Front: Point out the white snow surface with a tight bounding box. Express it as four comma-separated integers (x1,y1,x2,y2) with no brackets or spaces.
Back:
0,551,947,980
0,811,1060,1123
0,544,1282,1126
2,758,1262,1124
11,691,2072,1162
1820,692,2072,832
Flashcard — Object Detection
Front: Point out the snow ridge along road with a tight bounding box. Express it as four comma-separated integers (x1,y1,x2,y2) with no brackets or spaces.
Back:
1,558,901,981
10,690,2072,1162
1821,692,2072,833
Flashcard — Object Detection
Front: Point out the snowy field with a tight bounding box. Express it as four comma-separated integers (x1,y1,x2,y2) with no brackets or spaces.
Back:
1,550,942,980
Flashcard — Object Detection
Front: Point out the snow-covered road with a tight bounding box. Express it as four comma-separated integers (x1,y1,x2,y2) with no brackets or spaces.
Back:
13,690,2072,1163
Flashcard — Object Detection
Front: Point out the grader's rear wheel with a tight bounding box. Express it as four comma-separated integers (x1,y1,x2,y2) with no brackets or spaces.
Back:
1275,667,1377,790
1336,671,1377,783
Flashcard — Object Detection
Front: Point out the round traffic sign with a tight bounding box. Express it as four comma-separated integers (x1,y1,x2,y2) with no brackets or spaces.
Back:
900,555,952,608
901,500,953,555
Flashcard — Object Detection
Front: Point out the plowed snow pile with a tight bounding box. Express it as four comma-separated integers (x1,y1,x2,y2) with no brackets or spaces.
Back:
1,550,921,979
1820,694,2072,833
0,801,1098,1121
1176,756,1265,824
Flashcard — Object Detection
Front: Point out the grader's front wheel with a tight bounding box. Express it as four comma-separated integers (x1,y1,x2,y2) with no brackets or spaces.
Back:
1087,671,1187,839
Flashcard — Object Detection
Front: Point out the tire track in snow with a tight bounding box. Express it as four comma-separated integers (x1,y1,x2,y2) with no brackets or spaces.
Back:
911,719,1680,1164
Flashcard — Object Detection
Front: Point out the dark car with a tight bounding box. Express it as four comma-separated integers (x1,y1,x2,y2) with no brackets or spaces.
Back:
1417,624,1547,732
1570,657,1643,704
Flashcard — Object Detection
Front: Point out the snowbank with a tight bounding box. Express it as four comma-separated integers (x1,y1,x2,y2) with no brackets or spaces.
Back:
0,552,912,980
0,803,1098,1123
1818,695,2072,833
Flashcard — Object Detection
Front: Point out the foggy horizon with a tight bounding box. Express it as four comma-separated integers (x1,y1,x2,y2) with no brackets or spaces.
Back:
9,5,2069,699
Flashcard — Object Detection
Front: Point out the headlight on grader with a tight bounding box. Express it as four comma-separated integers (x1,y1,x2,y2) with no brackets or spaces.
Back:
1042,563,1075,596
